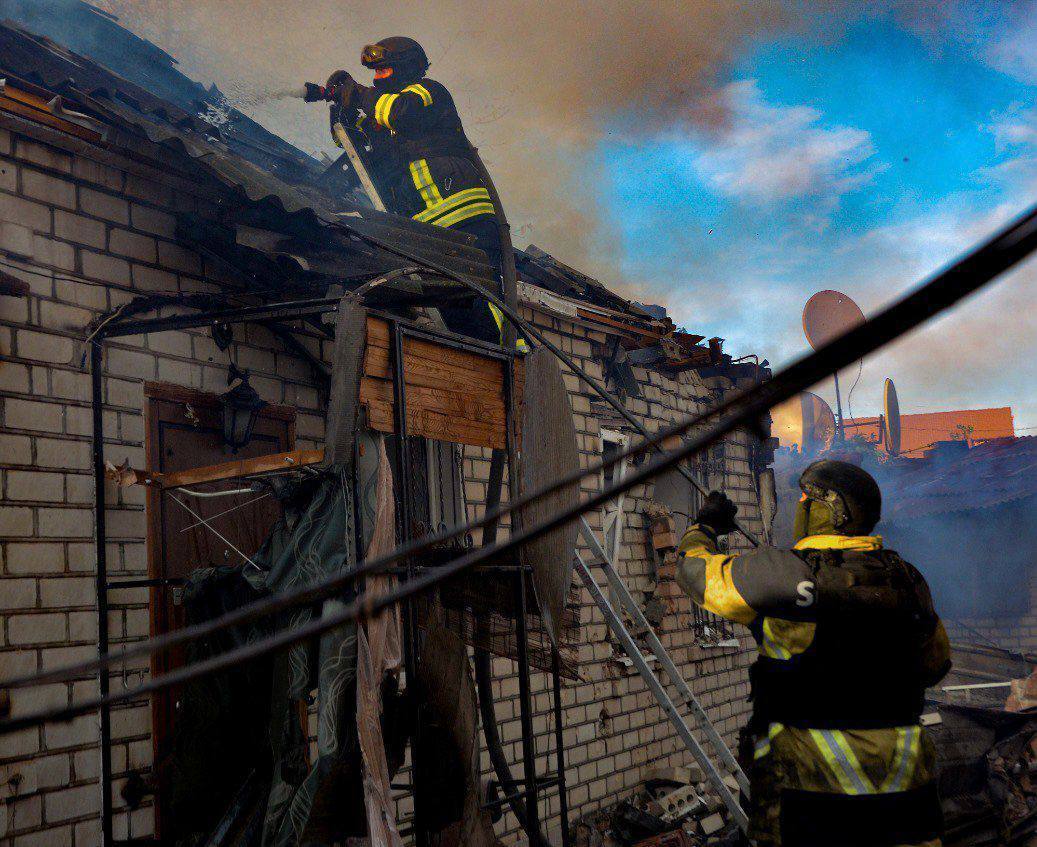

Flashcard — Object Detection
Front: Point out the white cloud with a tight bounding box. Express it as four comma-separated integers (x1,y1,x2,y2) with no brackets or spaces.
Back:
686,80,881,205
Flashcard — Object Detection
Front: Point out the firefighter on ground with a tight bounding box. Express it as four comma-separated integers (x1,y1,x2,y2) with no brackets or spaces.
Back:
323,37,509,345
677,460,950,847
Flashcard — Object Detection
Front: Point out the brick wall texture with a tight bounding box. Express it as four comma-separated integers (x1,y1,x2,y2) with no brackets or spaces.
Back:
0,125,764,845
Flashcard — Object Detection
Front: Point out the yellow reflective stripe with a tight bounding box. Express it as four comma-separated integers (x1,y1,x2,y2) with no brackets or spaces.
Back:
402,83,433,106
412,187,492,222
487,303,529,350
374,93,400,129
754,722,784,760
408,159,443,209
432,201,495,228
809,729,876,795
702,555,756,625
419,159,442,204
880,725,920,792
761,618,792,660
794,534,883,552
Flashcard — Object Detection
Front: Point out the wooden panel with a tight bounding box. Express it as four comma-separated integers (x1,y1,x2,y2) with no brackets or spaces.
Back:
360,316,523,450
0,87,102,143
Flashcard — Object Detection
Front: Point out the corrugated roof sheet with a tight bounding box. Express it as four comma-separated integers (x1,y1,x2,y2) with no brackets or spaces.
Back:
0,18,498,283
883,436,1037,520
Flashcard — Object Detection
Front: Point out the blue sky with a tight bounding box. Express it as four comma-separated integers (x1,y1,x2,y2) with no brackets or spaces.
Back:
96,0,1037,432
594,6,1037,431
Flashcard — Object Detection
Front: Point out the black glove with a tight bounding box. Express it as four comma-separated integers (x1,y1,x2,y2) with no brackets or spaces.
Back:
695,491,738,537
325,70,359,107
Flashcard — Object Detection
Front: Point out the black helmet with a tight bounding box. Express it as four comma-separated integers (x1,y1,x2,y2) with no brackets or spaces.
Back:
361,37,429,89
799,460,881,535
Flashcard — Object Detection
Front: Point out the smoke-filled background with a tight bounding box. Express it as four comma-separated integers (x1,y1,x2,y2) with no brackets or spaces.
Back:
89,0,1037,429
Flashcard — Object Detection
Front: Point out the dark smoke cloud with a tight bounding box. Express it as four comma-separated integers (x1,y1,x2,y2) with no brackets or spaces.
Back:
93,0,908,283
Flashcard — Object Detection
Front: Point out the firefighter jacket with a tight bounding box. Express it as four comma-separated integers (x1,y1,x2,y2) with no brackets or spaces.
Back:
677,528,951,847
353,79,495,230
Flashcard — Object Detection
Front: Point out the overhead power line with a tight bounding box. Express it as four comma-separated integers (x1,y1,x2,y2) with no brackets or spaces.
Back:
3,201,1036,735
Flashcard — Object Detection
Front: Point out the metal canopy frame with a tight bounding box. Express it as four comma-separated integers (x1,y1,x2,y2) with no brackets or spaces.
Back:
87,296,569,847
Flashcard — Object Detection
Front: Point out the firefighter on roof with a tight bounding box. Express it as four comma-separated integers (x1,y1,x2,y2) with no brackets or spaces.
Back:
325,37,506,345
678,460,950,846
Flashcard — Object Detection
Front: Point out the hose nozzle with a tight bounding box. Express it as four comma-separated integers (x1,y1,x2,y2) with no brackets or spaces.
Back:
303,82,332,102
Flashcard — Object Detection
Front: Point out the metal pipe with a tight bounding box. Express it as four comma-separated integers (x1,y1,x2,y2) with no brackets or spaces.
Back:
90,340,114,846
551,648,571,847
391,320,428,847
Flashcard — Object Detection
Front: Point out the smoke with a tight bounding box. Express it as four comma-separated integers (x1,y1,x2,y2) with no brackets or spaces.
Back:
89,0,895,284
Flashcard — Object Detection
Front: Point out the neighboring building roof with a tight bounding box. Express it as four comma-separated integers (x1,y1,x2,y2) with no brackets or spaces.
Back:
881,436,1037,520
843,406,1016,455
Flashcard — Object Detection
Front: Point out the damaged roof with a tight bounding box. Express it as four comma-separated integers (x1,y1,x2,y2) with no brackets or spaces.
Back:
0,7,728,363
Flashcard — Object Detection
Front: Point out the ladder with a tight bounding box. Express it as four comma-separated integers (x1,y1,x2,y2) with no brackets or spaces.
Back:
575,517,750,833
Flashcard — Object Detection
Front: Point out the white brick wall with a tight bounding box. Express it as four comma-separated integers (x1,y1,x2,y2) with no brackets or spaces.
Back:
0,123,766,845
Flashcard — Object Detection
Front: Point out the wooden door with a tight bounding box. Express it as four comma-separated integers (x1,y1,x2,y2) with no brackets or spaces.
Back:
143,382,294,840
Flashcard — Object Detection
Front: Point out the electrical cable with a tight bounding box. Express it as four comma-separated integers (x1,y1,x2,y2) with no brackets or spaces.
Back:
3,199,1036,733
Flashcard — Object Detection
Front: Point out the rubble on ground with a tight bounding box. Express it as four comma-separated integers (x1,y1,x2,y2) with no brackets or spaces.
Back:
567,765,741,846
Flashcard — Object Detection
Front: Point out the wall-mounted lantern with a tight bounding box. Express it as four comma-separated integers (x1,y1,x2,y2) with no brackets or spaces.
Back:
219,364,266,452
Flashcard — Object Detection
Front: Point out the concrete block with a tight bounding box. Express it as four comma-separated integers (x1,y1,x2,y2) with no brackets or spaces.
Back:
68,611,97,641
40,300,92,330
32,234,76,270
5,397,64,431
110,705,150,739
130,263,176,292
38,508,94,539
156,240,201,274
0,191,50,232
0,577,36,609
7,470,64,502
8,613,66,645
15,138,71,174
54,277,108,310
39,576,94,607
124,173,173,206
72,156,124,192
21,168,76,209
39,644,94,672
0,220,34,256
44,784,99,824
0,727,39,760
0,361,30,392
109,228,157,262
80,249,131,286
7,543,65,574
107,346,156,380
0,432,31,464
35,437,90,470
53,210,106,249
49,367,91,401
130,203,176,237
78,187,129,224
14,329,74,364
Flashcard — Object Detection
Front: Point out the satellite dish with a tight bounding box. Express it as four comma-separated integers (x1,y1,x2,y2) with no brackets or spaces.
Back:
771,392,837,454
803,290,866,350
803,290,866,442
884,378,901,456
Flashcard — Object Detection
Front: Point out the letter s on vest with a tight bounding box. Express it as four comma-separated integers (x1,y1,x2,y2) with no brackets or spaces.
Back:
796,580,816,608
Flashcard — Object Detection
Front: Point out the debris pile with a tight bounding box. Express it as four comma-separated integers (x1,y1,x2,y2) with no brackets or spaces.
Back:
568,766,741,846
931,645,1037,845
